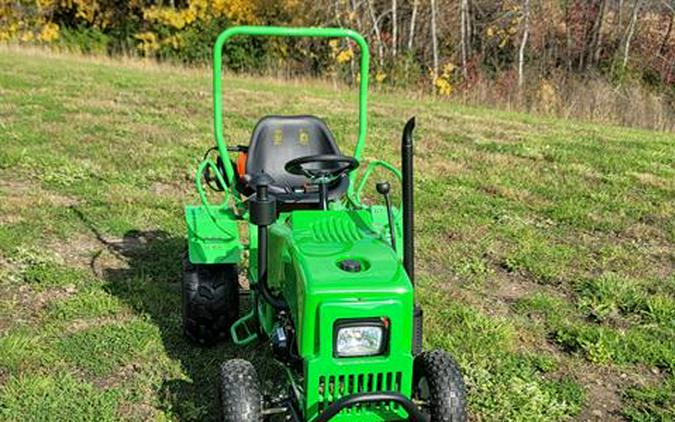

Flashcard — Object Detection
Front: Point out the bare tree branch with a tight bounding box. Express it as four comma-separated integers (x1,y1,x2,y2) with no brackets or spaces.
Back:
367,0,385,67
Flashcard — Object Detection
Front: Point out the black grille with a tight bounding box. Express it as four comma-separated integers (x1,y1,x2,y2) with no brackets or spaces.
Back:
317,371,403,414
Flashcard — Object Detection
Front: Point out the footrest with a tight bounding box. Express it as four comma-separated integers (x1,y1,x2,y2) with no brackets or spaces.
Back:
231,307,258,345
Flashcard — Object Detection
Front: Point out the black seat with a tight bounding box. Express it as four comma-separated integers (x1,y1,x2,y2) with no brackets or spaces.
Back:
244,115,350,206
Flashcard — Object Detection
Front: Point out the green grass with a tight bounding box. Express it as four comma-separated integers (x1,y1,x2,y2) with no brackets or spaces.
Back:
0,47,673,421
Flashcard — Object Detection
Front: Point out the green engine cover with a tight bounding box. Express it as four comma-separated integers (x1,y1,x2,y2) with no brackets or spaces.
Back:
267,210,414,420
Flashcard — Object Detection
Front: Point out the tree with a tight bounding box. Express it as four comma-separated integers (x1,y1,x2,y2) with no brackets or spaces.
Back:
518,0,530,88
367,0,385,67
392,0,398,56
430,0,439,81
588,0,608,66
408,0,418,50
622,0,643,69
460,0,469,79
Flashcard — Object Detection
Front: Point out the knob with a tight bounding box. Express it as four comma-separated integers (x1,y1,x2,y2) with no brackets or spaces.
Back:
376,181,391,195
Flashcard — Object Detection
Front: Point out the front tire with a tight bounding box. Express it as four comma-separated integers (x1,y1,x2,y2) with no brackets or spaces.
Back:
182,260,239,344
220,359,262,422
413,350,468,422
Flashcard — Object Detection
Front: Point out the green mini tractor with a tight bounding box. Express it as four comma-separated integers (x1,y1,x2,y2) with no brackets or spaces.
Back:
182,26,467,422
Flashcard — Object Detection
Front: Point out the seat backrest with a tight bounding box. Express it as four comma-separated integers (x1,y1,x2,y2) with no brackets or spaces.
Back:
246,115,341,190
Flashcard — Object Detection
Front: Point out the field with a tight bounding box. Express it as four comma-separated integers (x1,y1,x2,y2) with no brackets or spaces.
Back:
0,48,673,421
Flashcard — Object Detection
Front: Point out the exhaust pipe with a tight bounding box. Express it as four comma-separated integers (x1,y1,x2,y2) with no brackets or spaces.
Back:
402,117,423,355
250,172,287,311
401,117,415,285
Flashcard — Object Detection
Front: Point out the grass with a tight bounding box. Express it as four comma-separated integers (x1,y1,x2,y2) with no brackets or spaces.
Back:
0,47,673,421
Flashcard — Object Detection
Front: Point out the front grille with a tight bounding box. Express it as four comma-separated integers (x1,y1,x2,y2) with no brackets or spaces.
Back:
317,371,403,414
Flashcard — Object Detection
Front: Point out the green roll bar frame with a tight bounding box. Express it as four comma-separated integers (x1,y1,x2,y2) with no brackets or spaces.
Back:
212,26,370,195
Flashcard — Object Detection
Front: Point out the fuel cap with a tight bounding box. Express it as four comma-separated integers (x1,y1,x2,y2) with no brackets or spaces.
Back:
339,259,361,273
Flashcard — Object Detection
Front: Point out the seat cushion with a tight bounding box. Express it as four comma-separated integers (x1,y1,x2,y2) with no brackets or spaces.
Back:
245,115,342,193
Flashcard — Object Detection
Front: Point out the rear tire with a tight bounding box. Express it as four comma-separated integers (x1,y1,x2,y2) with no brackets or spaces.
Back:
182,259,239,344
220,359,262,422
413,350,467,422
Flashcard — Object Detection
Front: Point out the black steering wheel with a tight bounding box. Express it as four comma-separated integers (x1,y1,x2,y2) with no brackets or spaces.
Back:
284,154,359,209
284,154,359,181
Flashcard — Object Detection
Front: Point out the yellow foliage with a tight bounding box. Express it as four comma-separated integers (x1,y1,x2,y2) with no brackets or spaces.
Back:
162,34,184,50
37,0,57,10
39,22,60,42
20,32,35,42
336,48,353,64
143,0,259,31
144,7,195,30
432,62,457,96
442,62,456,75
435,78,453,96
73,0,107,27
375,71,387,83
330,38,354,65
218,0,258,24
135,32,160,56
0,22,19,41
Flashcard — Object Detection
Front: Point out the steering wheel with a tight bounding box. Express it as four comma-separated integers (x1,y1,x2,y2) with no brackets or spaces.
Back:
285,154,359,181
284,154,359,209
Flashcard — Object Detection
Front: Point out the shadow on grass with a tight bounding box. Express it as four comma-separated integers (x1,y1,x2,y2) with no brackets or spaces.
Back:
71,207,281,421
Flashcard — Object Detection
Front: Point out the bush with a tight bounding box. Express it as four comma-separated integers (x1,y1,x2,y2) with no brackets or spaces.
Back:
54,26,111,55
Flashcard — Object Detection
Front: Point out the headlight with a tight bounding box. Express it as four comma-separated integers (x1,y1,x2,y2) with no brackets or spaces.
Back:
334,318,388,358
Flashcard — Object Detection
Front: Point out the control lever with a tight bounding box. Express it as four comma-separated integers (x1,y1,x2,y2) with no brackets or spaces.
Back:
376,181,396,252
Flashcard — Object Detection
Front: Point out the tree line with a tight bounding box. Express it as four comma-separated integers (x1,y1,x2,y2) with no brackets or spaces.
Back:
1,1,673,129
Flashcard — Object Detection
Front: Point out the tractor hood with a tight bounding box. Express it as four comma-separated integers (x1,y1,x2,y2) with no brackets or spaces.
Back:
288,210,411,298
267,209,414,357
266,210,415,420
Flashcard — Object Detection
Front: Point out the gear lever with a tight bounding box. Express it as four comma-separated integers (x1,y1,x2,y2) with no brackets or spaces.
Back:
376,181,396,252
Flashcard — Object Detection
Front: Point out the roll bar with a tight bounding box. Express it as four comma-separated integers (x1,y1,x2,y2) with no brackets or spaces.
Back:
212,26,370,187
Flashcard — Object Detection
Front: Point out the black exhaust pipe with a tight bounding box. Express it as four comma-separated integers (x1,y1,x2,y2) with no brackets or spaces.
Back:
250,173,287,311
402,117,416,285
402,117,423,355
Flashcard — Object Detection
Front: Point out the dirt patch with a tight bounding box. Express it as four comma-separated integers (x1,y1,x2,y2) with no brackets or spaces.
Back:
92,362,142,390
479,183,552,208
581,372,623,420
117,401,158,422
417,157,465,177
0,282,78,331
150,181,192,198
36,284,78,305
0,214,24,225
566,362,663,422
622,222,668,243
481,257,571,309
63,314,133,334
491,271,539,304
48,234,105,269
0,179,80,208
629,172,671,190
45,231,160,277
